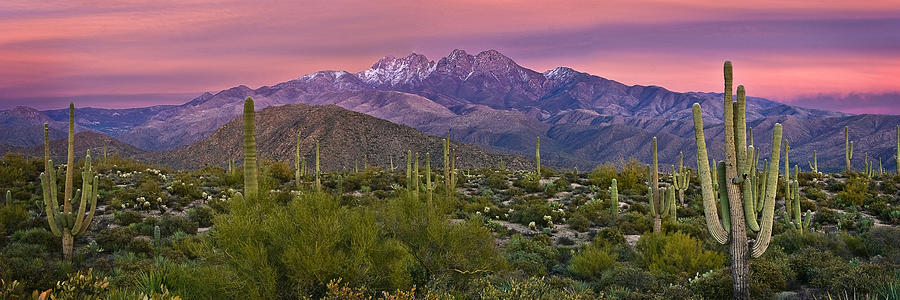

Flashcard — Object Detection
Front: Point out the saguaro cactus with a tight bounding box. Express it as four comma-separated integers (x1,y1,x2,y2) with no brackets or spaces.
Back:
845,126,853,172
406,150,412,195
295,134,302,188
784,140,792,214
426,152,433,204
41,104,99,262
535,136,541,177
444,135,451,198
896,125,899,174
242,98,259,200
808,150,818,174
674,155,690,205
609,179,618,219
692,61,782,299
415,153,421,199
650,137,662,232
788,165,803,231
315,142,321,192
4,190,9,206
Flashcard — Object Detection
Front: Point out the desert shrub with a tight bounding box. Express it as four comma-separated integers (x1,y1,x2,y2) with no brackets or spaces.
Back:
9,228,57,252
485,172,509,190
157,215,198,236
508,198,553,226
568,245,617,280
209,192,424,298
773,230,865,258
503,234,558,276
513,176,542,194
599,265,656,292
96,226,138,252
635,231,725,282
863,226,900,263
618,211,651,235
0,254,71,295
263,160,293,184
0,153,41,186
837,175,869,207
0,205,29,237
474,275,595,299
588,163,617,188
136,177,163,202
187,205,215,227
115,210,143,226
52,268,110,300
688,267,731,299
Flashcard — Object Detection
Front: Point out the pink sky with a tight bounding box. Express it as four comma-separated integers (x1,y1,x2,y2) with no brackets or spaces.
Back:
1,0,899,113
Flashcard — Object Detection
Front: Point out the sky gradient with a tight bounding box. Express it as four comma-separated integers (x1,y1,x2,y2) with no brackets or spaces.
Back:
1,0,899,113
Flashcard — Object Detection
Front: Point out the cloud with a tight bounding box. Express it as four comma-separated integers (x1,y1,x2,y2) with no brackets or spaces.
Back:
788,92,900,115
0,0,899,112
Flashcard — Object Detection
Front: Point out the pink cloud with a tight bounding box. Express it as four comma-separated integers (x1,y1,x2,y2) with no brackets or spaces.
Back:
1,0,898,112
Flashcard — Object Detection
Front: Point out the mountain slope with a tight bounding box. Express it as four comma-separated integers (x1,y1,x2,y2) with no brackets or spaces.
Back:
145,104,534,170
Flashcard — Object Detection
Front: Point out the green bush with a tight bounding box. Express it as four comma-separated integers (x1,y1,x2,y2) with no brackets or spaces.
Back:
9,228,57,252
188,205,215,228
635,231,725,282
157,215,198,236
115,210,143,226
96,226,139,252
568,245,617,280
485,172,509,190
599,265,656,293
504,234,558,276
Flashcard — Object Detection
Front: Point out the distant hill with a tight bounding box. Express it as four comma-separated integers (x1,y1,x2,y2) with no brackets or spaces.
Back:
145,103,535,170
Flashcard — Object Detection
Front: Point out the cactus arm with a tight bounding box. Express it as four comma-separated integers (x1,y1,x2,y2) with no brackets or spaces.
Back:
73,154,92,233
734,87,748,176
791,178,800,230
743,145,760,231
717,162,732,233
692,104,728,244
756,160,768,213
64,103,74,212
76,175,98,236
426,152,432,204
751,123,782,258
667,186,677,218
40,172,62,237
652,137,660,216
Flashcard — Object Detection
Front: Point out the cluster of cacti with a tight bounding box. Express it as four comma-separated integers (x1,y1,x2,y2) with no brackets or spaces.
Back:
845,126,854,172
808,150,819,174
692,61,782,299
787,165,803,231
673,152,690,205
41,103,99,262
864,153,876,178
608,179,618,219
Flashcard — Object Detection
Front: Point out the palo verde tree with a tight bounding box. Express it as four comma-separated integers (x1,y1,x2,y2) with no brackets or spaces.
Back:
692,61,782,299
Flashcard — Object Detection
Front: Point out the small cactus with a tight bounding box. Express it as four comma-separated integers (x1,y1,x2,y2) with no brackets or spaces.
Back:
608,179,618,219
845,126,854,172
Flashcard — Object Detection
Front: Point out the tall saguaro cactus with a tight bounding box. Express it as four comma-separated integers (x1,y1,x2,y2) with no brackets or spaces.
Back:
535,136,541,177
444,135,451,198
650,137,662,232
41,104,99,262
295,133,302,189
241,98,259,200
315,142,321,192
692,61,782,300
426,152,433,204
894,125,900,174
609,179,618,219
845,126,854,172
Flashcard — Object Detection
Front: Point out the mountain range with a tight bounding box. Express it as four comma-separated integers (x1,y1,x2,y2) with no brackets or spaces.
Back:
2,49,897,172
